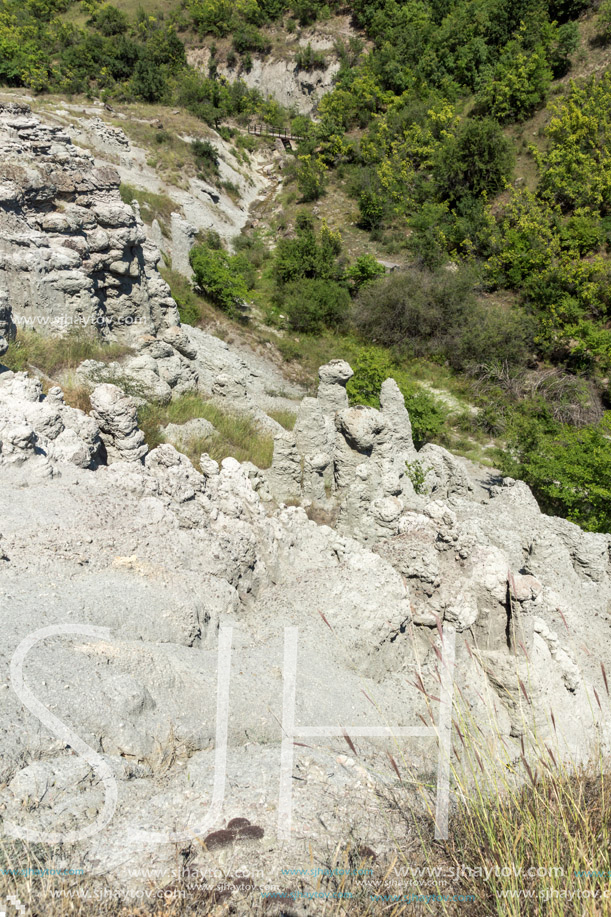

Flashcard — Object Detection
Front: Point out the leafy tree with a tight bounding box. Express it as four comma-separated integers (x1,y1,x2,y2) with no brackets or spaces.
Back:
433,117,514,204
190,243,249,318
346,254,386,292
131,57,167,102
283,278,350,332
500,411,611,532
358,189,386,230
274,215,342,286
537,74,611,213
296,154,327,201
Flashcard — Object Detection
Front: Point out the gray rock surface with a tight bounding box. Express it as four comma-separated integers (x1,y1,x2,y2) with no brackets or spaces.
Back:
1,352,611,890
0,102,178,342
162,417,216,449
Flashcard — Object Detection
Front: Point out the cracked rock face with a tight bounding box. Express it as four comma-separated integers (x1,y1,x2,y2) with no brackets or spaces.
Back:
1,349,611,884
0,102,179,342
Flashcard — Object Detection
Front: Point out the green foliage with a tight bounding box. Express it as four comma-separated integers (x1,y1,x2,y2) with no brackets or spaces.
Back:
131,57,166,102
433,117,514,204
232,24,271,54
296,154,327,202
89,4,127,36
499,411,611,532
550,22,579,79
190,242,250,318
405,460,429,494
345,345,446,446
283,278,350,333
598,0,611,44
295,42,325,71
537,74,611,214
352,266,535,371
346,254,386,293
192,138,220,179
478,39,552,123
274,215,342,286
358,189,386,231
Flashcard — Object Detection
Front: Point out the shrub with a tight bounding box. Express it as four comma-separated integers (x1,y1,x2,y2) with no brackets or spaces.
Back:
550,21,579,78
274,215,342,286
358,189,387,231
232,25,271,55
352,266,534,370
346,254,386,293
131,58,167,103
296,154,327,201
433,117,514,204
192,138,219,171
89,4,128,36
190,243,249,318
283,278,350,333
295,43,326,71
499,410,611,532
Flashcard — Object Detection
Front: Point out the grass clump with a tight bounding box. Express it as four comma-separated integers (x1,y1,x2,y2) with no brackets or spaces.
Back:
268,409,297,430
440,761,611,916
2,329,131,378
138,394,274,469
119,183,177,235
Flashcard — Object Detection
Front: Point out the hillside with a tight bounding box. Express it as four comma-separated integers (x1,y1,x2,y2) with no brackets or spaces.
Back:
4,5,611,916
3,1,611,531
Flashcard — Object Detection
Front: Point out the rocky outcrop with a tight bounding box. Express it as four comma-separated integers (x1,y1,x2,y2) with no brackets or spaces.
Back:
265,359,426,540
1,346,611,888
187,49,340,116
89,383,147,464
0,102,178,342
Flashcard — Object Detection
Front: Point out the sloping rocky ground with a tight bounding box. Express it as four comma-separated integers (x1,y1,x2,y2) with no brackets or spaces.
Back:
1,330,611,893
1,100,611,902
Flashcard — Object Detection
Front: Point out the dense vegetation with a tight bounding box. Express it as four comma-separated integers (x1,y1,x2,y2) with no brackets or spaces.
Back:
3,0,611,530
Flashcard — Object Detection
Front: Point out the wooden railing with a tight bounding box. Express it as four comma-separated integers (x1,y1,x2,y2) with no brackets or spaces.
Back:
247,124,304,142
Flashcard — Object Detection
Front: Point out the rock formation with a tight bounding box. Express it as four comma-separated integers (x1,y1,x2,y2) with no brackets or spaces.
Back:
1,323,611,887
1,102,611,899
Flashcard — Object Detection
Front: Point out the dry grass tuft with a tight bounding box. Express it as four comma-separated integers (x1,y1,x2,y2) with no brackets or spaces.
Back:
138,393,274,469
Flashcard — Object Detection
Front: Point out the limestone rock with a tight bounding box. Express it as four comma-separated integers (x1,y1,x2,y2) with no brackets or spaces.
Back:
90,383,147,464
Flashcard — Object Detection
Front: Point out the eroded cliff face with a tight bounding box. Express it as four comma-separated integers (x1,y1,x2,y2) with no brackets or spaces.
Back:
0,102,178,342
188,46,340,116
1,335,611,885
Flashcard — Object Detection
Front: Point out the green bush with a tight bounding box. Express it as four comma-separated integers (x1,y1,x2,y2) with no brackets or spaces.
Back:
358,189,387,231
89,4,128,36
296,154,327,201
346,254,386,293
232,25,271,54
433,117,514,204
499,410,611,532
283,278,350,333
352,266,534,370
190,243,249,318
274,214,342,286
